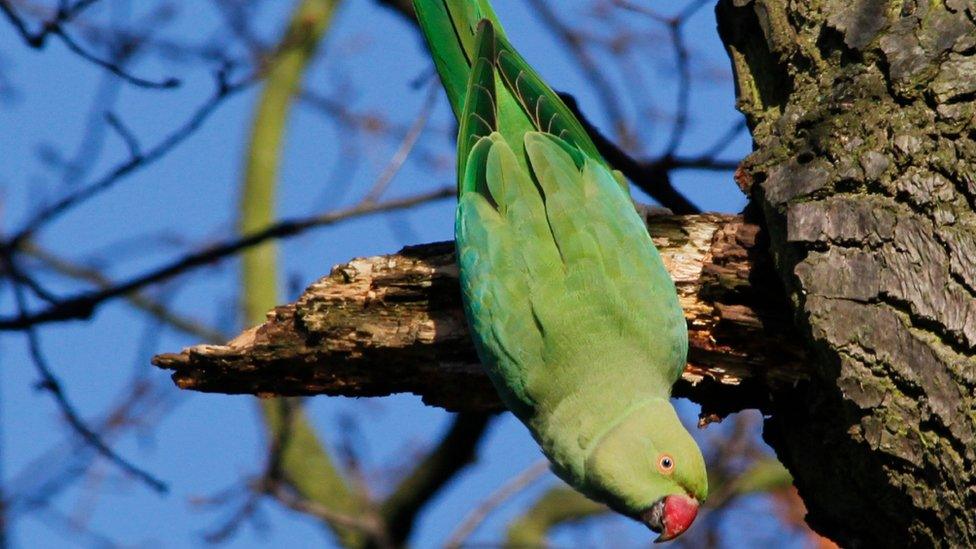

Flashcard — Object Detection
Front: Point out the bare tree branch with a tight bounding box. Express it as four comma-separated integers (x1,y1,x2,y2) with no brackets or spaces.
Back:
265,481,389,545
380,412,493,547
1,0,179,88
0,187,455,330
155,213,805,418
23,241,226,343
446,459,550,548
372,0,414,21
9,278,167,493
504,486,607,547
524,0,633,147
361,81,438,205
6,69,251,250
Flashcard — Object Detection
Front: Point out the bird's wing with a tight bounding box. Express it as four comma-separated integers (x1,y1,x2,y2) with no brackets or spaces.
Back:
456,21,686,416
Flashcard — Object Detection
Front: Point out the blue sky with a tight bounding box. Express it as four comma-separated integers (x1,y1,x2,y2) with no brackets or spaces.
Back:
0,1,802,547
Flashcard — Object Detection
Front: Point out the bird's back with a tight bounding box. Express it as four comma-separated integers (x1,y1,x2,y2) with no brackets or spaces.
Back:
449,20,688,427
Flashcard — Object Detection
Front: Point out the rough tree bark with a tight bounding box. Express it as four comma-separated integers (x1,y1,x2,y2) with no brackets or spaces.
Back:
155,213,803,418
717,0,975,546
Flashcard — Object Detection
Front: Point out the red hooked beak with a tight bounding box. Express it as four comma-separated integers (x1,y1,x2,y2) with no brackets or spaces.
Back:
641,494,699,543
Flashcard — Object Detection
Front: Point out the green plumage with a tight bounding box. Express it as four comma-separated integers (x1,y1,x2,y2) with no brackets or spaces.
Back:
413,0,707,535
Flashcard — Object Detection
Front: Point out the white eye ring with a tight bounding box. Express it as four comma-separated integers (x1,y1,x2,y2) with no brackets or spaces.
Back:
658,454,675,475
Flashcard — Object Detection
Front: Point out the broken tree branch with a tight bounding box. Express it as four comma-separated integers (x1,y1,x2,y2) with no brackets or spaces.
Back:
154,212,806,418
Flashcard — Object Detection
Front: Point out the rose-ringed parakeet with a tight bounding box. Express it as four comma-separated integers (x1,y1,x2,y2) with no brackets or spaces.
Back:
412,0,707,540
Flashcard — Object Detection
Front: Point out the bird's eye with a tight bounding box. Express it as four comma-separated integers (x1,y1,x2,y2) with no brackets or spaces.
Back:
657,454,675,475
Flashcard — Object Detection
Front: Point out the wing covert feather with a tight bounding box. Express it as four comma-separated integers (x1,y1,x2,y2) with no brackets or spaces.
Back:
454,20,687,409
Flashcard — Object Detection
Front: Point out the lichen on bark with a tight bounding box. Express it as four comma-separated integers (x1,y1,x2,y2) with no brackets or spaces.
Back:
718,0,976,545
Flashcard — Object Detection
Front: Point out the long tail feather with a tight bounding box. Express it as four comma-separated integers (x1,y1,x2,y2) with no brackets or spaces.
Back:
412,0,505,119
457,20,499,191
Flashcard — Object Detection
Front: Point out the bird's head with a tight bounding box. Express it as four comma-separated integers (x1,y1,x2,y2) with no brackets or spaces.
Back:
582,399,707,542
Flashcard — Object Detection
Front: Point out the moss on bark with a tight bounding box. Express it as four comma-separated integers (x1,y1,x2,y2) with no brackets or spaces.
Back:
717,0,976,545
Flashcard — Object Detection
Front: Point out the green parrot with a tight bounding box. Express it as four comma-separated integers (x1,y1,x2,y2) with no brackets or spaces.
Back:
412,0,707,540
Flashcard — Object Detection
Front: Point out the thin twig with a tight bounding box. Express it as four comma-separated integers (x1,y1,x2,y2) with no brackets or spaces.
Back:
445,459,550,548
612,0,712,155
48,24,179,89
265,482,389,545
8,275,167,493
0,0,101,45
200,484,265,544
10,379,176,516
611,0,710,22
361,80,439,205
380,412,494,546
7,70,252,249
664,20,690,155
696,119,747,160
558,92,701,214
104,112,142,160
2,258,60,304
0,186,455,330
23,241,226,343
0,0,179,89
525,0,633,146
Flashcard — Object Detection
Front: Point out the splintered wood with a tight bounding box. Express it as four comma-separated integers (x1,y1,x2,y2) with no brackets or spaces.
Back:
154,213,806,417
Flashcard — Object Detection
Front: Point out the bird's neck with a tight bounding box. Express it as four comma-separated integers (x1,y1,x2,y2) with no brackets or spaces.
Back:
530,391,669,489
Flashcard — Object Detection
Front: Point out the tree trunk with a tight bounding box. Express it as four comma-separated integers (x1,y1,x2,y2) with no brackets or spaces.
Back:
716,1,976,546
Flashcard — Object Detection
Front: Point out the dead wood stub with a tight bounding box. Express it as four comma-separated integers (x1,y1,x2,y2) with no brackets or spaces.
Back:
154,214,806,417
